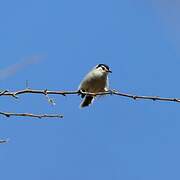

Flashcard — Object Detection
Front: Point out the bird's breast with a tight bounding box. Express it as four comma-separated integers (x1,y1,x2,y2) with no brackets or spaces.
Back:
83,74,107,93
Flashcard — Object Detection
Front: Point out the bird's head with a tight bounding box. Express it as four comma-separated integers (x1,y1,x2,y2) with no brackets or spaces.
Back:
95,64,112,74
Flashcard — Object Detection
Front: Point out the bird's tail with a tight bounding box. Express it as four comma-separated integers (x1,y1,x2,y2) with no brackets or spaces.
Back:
80,95,94,108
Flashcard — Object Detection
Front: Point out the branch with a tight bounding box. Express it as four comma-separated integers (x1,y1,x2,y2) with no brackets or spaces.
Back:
108,90,180,103
0,89,78,98
0,111,63,119
1,88,180,103
1,88,179,143
0,139,9,143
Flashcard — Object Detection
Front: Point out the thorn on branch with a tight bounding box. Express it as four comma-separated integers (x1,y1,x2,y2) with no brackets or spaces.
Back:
44,89,48,95
61,92,66,96
173,98,179,102
4,114,10,117
12,94,18,99
133,96,137,100
0,90,8,96
152,98,156,101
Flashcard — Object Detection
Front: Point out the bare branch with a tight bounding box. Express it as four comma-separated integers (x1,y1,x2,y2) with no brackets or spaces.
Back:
1,88,179,143
107,90,180,103
1,88,180,103
0,139,9,143
0,111,63,119
1,89,78,97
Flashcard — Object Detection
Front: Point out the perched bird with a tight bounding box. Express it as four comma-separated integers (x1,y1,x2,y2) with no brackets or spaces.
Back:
78,64,112,108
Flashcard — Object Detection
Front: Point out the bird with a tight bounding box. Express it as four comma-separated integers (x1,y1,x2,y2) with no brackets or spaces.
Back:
78,64,112,108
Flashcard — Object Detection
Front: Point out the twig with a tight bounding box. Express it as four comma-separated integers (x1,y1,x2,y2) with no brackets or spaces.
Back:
1,88,180,103
0,139,9,143
0,111,63,118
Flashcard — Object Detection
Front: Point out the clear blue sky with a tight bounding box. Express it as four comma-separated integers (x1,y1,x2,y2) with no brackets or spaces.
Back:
0,0,180,179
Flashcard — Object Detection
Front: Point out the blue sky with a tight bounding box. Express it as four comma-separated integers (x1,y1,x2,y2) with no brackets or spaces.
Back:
0,0,180,179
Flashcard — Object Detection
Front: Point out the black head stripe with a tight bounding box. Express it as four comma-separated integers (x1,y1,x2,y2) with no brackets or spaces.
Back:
96,64,110,70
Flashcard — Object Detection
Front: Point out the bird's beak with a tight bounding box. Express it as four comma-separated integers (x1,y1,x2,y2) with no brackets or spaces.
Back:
108,70,112,73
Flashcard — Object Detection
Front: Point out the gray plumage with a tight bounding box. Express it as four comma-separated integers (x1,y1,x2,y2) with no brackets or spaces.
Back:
78,64,112,108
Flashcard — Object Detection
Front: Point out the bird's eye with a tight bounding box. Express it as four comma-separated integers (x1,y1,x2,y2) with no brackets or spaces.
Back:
101,66,105,71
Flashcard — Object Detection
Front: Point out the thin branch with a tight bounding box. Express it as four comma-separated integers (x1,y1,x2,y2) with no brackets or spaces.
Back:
0,139,9,143
108,90,180,103
0,111,63,119
1,89,78,98
1,88,180,103
0,88,179,143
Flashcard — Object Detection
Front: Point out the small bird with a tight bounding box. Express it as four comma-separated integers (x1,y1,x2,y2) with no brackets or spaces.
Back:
78,64,112,108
